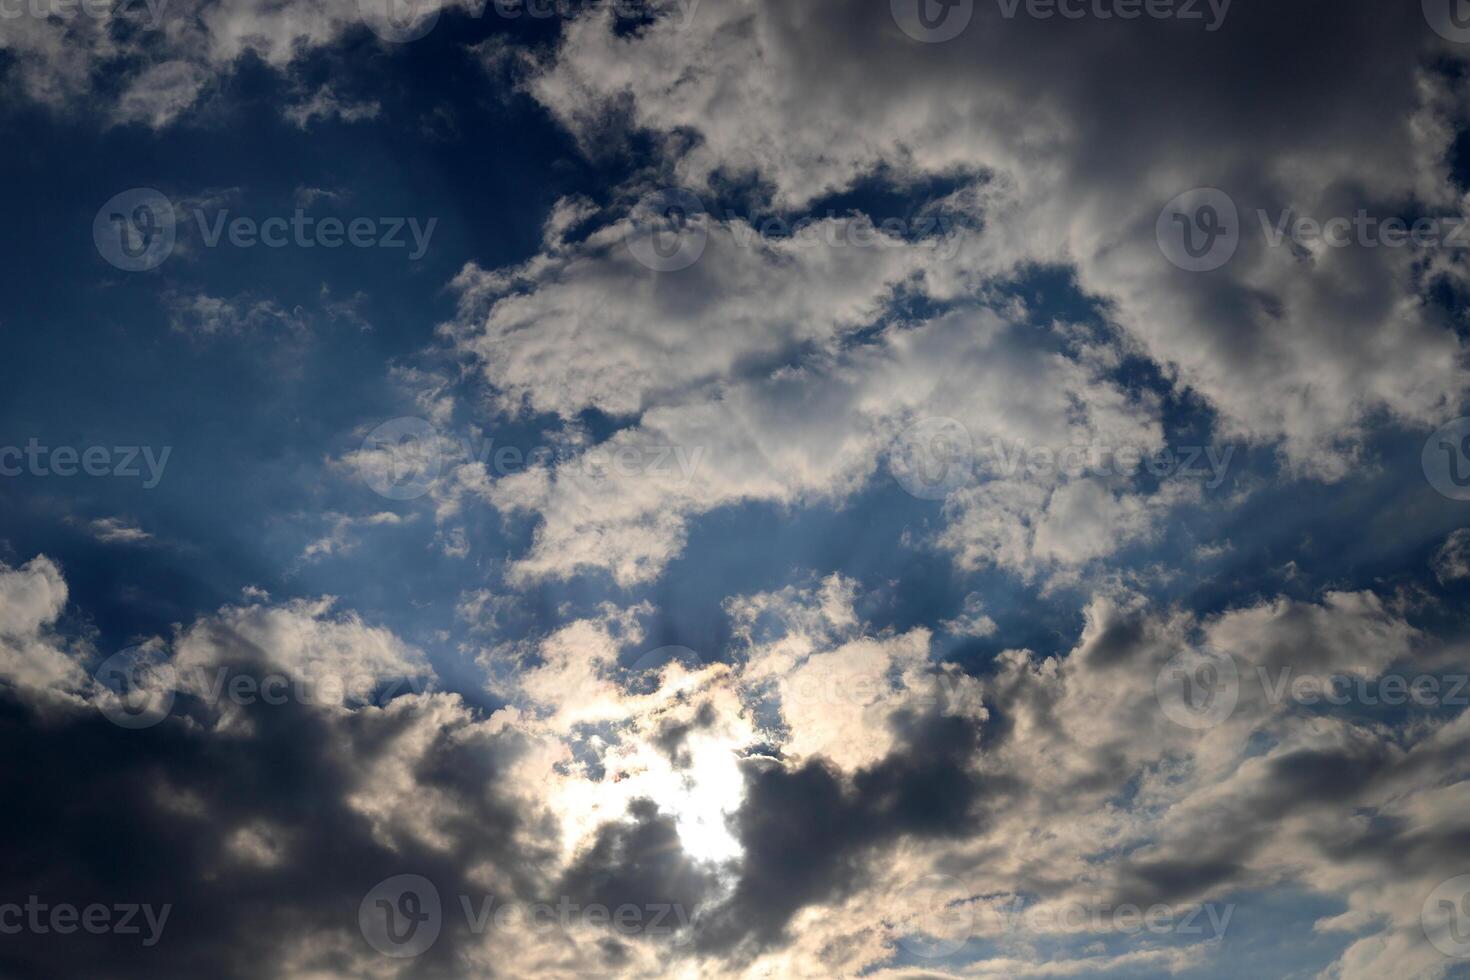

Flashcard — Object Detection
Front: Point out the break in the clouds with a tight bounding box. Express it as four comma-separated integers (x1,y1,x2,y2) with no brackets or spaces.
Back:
5,0,1470,978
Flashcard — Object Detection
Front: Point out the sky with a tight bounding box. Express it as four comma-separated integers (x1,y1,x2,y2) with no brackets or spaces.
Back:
4,0,1470,977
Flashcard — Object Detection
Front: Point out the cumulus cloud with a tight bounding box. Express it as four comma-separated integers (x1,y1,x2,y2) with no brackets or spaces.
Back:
71,516,154,545
444,202,944,419
300,511,412,561
164,291,312,336
520,0,1469,476
113,60,209,129
9,3,1470,979
3,556,1470,978
941,592,997,638
170,594,432,709
1432,527,1470,583
463,291,1173,585
421,2,1470,590
0,555,86,694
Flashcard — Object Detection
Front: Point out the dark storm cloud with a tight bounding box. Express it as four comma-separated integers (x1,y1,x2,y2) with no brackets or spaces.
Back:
697,707,993,957
651,700,717,767
1101,718,1465,909
0,688,542,980
1076,610,1149,670
557,798,717,919
1114,858,1246,908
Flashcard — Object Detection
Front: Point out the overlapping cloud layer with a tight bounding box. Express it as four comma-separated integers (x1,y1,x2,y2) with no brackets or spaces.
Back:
7,0,1470,977
4,556,1469,978
419,0,1470,587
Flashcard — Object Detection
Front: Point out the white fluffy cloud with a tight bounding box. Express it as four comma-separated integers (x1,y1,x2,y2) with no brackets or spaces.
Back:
521,0,1469,476
445,203,942,419
1432,527,1470,583
412,3,1470,589
171,594,432,708
458,270,1173,584
0,555,86,693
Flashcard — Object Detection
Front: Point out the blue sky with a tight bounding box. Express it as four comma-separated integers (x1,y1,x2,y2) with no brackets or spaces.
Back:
4,1,1470,978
